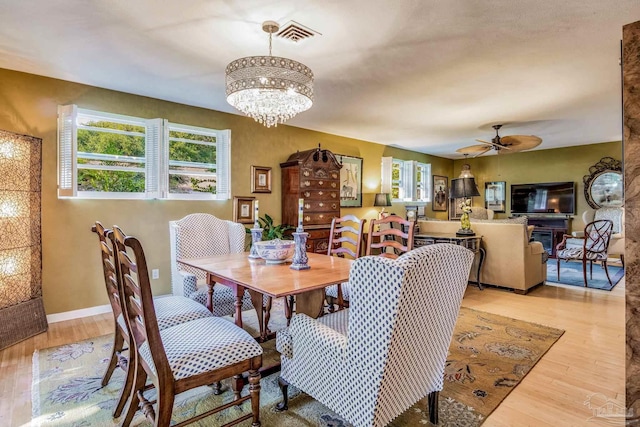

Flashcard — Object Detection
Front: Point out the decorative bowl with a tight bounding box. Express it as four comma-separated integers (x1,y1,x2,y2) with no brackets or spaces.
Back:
254,239,296,264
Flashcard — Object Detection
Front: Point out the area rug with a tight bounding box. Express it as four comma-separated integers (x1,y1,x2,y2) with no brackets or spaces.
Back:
32,307,563,427
546,260,624,290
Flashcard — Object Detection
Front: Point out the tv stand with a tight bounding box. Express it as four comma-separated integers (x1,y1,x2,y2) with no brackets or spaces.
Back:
523,216,572,258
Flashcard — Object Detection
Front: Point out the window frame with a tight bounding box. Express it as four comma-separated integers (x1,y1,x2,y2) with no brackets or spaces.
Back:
57,105,231,200
381,157,432,203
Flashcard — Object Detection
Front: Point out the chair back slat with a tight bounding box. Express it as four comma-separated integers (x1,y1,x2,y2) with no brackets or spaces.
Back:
366,215,415,258
92,222,125,330
114,228,170,382
585,219,613,255
327,215,366,260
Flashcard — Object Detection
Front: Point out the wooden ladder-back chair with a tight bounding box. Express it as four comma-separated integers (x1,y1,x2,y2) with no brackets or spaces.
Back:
366,214,415,259
324,215,366,311
114,227,264,427
92,222,214,418
556,219,614,287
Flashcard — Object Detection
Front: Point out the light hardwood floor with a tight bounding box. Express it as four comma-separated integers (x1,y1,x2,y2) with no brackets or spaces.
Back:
0,278,625,426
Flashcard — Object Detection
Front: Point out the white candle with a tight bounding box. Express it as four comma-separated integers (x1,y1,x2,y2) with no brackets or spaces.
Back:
254,200,259,227
298,198,304,229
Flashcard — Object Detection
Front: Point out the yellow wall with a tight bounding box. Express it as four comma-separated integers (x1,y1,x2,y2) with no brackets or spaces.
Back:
452,140,623,231
0,68,452,314
0,67,621,314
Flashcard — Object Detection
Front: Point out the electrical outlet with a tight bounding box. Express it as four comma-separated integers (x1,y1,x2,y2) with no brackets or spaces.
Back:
151,269,159,280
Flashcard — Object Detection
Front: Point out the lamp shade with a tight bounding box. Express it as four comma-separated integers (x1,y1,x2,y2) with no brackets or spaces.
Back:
373,193,392,207
449,178,480,199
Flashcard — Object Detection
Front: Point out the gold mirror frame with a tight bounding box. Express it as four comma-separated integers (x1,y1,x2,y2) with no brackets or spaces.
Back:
583,157,623,209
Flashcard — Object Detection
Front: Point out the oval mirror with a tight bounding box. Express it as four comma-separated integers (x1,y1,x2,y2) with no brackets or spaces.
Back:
583,157,623,209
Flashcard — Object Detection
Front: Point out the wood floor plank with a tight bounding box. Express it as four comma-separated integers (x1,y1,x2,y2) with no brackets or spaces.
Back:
0,279,625,426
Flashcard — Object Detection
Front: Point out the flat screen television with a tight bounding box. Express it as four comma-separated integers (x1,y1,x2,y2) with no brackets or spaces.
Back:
510,182,576,215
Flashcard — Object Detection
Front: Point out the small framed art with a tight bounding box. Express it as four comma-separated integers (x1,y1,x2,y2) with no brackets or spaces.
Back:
432,175,448,212
335,154,363,207
233,196,256,224
485,181,506,213
251,166,272,193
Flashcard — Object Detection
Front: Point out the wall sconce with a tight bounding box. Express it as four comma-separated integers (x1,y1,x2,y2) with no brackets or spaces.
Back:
0,130,46,350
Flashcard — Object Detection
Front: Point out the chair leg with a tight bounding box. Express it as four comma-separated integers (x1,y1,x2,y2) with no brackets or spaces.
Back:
621,254,625,268
212,381,223,395
275,377,289,412
248,369,262,427
113,343,135,418
102,330,124,387
590,260,593,279
121,363,147,427
582,258,588,287
428,390,439,425
154,384,174,427
603,260,613,286
325,295,336,313
232,374,244,401
556,257,560,281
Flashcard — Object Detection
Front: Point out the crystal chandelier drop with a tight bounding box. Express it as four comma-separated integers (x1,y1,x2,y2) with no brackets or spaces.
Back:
225,21,314,128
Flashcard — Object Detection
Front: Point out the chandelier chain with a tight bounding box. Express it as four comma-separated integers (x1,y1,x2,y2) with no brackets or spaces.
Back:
269,32,273,56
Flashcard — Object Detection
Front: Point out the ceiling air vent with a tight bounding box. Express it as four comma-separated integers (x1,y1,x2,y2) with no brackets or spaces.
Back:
276,21,321,42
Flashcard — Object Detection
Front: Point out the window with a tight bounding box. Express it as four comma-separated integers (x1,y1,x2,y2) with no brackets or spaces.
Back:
57,105,230,200
381,157,431,203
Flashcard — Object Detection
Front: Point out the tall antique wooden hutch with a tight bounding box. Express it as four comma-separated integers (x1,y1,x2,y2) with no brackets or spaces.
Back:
280,146,342,253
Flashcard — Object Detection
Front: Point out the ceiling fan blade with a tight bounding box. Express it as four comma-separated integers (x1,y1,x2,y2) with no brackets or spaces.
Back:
500,135,542,151
475,139,499,147
457,145,492,155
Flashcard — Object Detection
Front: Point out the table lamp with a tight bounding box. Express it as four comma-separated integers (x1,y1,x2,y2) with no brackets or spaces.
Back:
449,166,480,236
373,193,392,219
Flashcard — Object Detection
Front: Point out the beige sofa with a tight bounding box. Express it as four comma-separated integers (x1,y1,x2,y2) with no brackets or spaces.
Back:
416,219,547,294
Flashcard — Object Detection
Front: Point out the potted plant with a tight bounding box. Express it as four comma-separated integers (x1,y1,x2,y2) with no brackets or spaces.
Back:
245,213,295,242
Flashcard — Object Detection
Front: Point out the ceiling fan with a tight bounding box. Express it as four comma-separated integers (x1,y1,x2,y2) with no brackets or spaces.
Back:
456,124,542,157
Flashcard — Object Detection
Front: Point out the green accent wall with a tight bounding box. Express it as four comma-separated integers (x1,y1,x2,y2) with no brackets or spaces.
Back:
0,68,621,314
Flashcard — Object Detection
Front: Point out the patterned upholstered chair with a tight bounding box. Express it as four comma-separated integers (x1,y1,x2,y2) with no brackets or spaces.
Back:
557,219,614,287
91,222,213,418
276,244,475,426
324,215,366,312
169,213,256,316
115,227,263,427
469,206,495,220
572,207,624,266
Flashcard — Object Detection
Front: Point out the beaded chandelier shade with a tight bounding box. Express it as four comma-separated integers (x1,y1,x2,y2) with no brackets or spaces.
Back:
0,129,46,349
225,21,314,128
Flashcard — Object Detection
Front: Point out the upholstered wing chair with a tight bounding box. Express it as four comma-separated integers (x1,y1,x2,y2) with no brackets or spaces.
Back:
572,207,624,266
469,206,495,220
276,244,475,426
169,213,255,317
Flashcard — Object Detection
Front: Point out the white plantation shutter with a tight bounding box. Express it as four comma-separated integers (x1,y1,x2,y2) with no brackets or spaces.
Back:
57,104,77,197
403,160,416,201
145,118,164,199
381,156,392,194
216,129,231,200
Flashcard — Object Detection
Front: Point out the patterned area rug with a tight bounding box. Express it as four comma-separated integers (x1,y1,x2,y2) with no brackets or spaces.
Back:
32,306,563,427
546,259,624,290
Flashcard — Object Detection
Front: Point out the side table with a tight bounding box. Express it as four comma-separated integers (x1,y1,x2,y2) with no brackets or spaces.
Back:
414,233,486,290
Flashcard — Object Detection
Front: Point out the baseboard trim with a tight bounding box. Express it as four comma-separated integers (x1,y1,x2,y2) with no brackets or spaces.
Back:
47,304,112,323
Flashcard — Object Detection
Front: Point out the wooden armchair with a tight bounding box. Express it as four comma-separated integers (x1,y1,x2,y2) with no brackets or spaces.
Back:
276,244,475,426
324,215,366,312
115,227,263,427
366,214,415,258
91,222,212,418
556,219,614,287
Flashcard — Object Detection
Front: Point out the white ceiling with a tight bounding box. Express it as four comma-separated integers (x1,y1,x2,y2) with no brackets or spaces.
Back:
0,0,637,158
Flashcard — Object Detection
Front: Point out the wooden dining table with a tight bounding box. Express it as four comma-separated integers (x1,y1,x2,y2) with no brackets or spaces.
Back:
179,252,353,341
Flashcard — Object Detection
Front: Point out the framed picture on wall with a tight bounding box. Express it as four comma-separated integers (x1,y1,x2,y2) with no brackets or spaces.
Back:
485,181,506,213
432,175,448,211
335,154,363,207
233,196,256,224
251,166,272,193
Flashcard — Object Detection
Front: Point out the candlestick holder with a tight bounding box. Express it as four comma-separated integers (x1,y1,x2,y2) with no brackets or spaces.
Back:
249,227,263,259
290,231,310,270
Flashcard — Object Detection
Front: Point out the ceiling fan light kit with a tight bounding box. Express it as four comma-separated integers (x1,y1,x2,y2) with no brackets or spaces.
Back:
225,20,314,128
457,124,542,157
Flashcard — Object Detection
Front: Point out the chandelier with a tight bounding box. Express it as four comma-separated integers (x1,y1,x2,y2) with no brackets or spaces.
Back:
225,21,314,128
